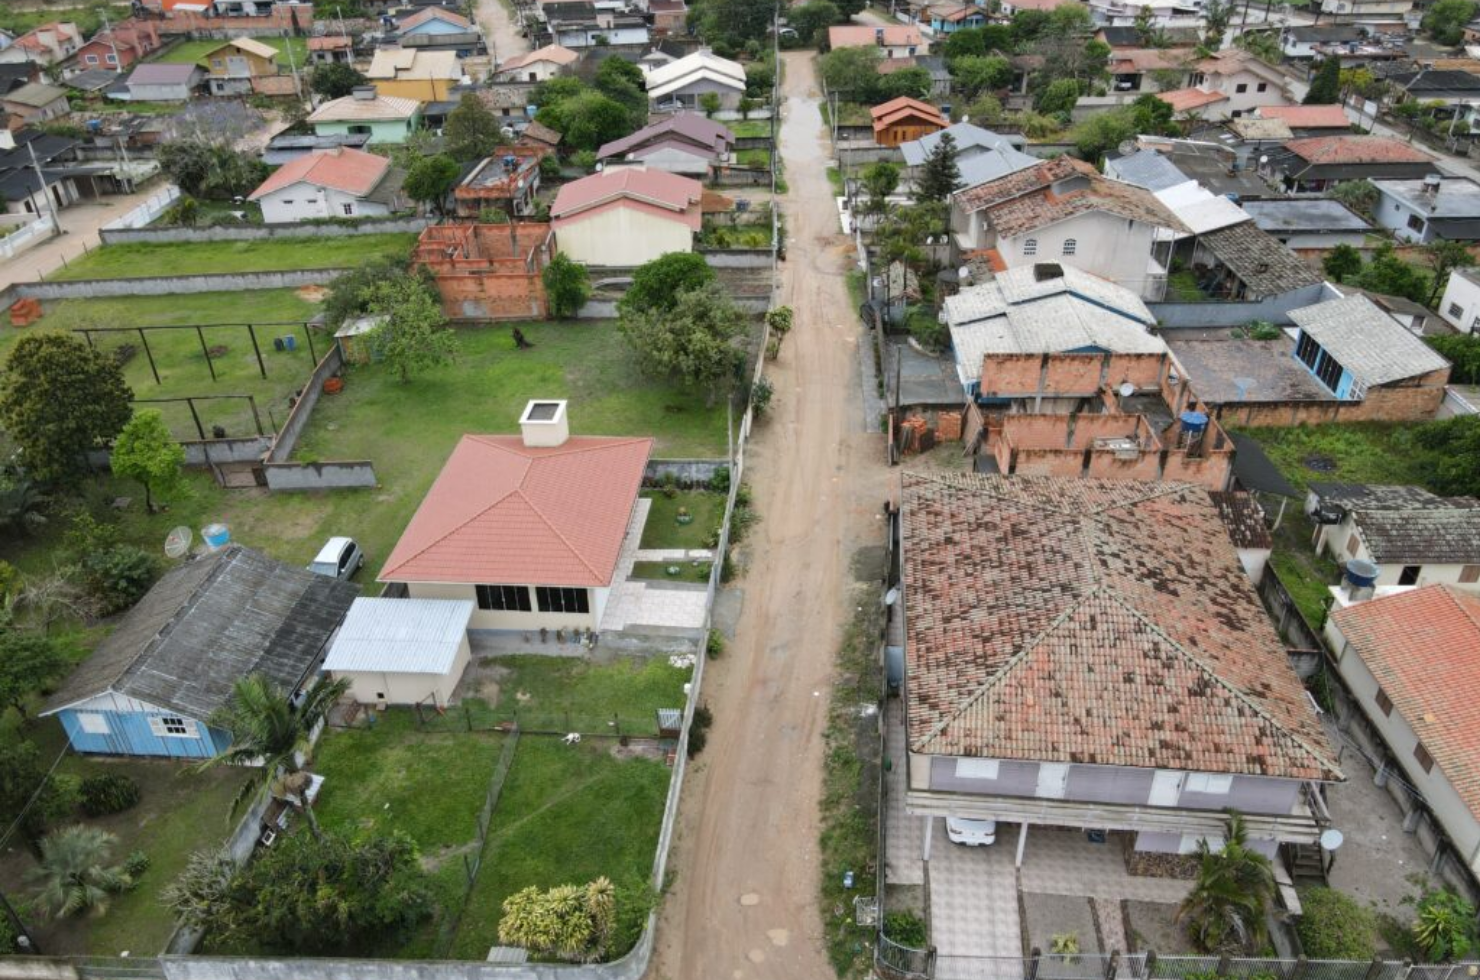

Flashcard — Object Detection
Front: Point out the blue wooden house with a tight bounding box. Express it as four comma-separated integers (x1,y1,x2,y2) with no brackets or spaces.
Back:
1288,293,1450,402
396,6,475,36
929,5,988,34
40,545,358,759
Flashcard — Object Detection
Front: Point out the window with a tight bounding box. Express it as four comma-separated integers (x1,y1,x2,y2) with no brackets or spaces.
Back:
211,57,224,69
85,53,98,64
1023,238,1037,256
77,713,109,735
1408,213,1427,233
1184,773,1234,794
536,586,590,614
1376,688,1394,716
1399,565,1421,585
1296,331,1322,371
1230,109,1243,118
342,203,354,216
955,758,999,779
476,584,531,612
1450,302,1465,319
1062,238,1077,256
281,199,294,205
1472,315,1480,333
105,53,116,64
1257,82,1267,92
1461,565,1480,583
148,715,198,738
1415,742,1435,773
1316,350,1344,392
1236,83,1248,93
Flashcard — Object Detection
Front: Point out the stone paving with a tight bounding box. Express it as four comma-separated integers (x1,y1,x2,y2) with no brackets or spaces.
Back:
599,499,709,632
928,823,1023,960
1019,830,1193,905
634,548,715,562
885,698,924,887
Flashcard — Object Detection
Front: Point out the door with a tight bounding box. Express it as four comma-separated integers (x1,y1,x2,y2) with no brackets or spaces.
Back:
227,55,250,77
1149,770,1183,807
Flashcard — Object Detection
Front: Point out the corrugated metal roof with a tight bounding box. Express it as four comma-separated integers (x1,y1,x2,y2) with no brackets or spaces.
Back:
322,597,474,675
1106,149,1189,192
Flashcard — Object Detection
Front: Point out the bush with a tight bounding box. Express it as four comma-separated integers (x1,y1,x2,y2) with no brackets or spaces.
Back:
907,307,948,352
1295,886,1379,960
709,466,731,495
883,911,927,947
122,850,150,880
750,375,774,414
706,629,724,659
539,155,562,178
81,545,158,617
79,774,141,817
1413,889,1477,962
573,149,597,172
687,703,713,759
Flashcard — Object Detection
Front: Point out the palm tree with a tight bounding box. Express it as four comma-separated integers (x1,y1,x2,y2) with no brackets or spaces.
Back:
198,673,349,841
29,825,130,918
1175,810,1275,954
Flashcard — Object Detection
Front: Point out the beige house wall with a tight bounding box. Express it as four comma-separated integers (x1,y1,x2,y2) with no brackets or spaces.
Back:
406,581,605,630
554,207,694,265
333,635,471,706
1316,516,1480,590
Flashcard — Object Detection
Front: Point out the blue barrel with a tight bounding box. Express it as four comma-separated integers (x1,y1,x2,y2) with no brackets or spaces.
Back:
202,523,231,550
282,335,298,352
1345,560,1379,588
1179,411,1209,436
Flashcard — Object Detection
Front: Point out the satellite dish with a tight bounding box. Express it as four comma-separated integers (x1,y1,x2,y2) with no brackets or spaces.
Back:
1320,828,1345,851
164,526,193,559
1117,139,1137,157
884,587,899,606
1118,382,1136,398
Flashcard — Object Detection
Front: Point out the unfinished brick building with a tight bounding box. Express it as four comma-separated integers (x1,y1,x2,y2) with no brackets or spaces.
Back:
413,223,552,321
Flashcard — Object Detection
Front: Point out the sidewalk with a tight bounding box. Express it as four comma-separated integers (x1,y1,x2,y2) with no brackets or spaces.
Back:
0,185,161,289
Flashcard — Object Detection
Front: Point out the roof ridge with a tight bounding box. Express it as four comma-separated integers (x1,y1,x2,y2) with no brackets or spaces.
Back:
513,484,605,582
1101,588,1344,778
379,448,530,577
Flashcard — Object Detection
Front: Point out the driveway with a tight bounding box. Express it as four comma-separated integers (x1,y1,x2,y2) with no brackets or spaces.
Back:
0,186,160,288
930,825,1024,979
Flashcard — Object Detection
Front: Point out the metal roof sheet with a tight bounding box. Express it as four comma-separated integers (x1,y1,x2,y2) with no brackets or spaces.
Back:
322,597,474,674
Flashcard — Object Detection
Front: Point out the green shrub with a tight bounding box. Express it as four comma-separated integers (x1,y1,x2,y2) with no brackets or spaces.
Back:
883,910,927,947
79,773,141,817
709,466,731,495
687,703,713,759
1295,886,1379,960
906,307,948,352
749,375,774,414
81,545,159,616
706,630,725,659
122,850,150,880
1413,889,1477,962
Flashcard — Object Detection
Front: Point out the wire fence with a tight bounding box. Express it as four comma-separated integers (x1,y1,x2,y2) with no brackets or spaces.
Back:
920,954,1480,980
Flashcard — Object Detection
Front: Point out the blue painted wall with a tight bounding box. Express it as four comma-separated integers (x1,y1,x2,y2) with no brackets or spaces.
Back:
403,17,466,35
57,708,230,758
1292,329,1356,398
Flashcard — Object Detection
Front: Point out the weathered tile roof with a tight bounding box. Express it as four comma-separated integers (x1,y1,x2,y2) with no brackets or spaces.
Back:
1254,104,1351,129
1209,490,1273,550
1330,586,1480,817
1197,221,1323,298
1289,294,1450,386
1285,135,1435,166
902,473,1342,780
1353,508,1480,564
1156,87,1229,112
955,155,1185,237
1309,482,1457,510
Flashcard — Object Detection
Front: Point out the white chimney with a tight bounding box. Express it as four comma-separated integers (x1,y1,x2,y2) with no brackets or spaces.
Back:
519,399,569,448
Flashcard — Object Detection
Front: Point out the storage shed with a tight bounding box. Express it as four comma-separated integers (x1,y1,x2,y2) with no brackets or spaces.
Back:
322,597,475,707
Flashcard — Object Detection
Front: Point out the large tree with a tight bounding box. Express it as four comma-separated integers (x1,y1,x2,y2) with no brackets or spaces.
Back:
950,55,1013,98
1175,812,1275,954
110,410,185,514
1416,415,1480,497
157,139,267,200
310,61,367,100
0,333,133,485
619,281,745,406
619,252,717,316
198,674,350,840
364,275,459,383
593,57,649,129
1423,0,1479,45
537,90,632,150
0,632,66,722
788,0,839,45
403,153,460,216
443,93,505,162
30,826,131,919
819,45,883,100
914,132,962,206
1305,56,1342,104
1426,238,1476,305
861,161,900,215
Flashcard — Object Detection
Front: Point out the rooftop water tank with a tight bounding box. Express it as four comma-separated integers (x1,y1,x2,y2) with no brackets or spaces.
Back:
1345,559,1379,589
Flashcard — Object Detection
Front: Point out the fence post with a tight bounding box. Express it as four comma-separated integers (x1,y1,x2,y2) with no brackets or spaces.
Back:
1294,955,1308,980
1145,950,1158,980
1107,949,1121,980
1365,958,1386,980
1028,946,1042,980
1218,954,1232,977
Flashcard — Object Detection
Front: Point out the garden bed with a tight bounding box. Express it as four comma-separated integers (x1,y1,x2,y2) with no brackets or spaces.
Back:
631,559,713,584
638,491,724,551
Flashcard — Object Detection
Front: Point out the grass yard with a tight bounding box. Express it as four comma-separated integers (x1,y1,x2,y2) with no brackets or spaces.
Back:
1164,270,1212,302
449,737,669,960
631,560,712,584
736,147,772,169
0,754,251,956
0,4,130,36
639,491,723,550
294,321,730,578
46,234,418,281
730,120,773,138
2,290,325,441
151,36,310,67
474,655,691,734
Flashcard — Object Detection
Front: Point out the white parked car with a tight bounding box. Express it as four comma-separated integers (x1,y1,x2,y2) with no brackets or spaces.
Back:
308,537,364,580
946,817,997,846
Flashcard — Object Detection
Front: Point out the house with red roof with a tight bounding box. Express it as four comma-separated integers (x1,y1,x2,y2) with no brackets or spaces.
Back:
0,22,82,68
1156,49,1293,121
71,20,161,73
827,24,927,59
247,147,407,223
1325,586,1480,886
379,400,654,632
550,166,703,265
1252,103,1353,136
1263,135,1438,193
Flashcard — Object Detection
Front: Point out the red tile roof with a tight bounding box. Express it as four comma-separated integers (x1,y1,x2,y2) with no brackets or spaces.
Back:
550,167,703,229
1255,104,1351,128
398,6,473,30
380,434,654,587
1156,87,1230,112
954,155,1184,236
829,24,925,48
308,36,353,50
1331,586,1480,816
248,147,390,200
902,473,1342,780
870,96,945,137
1285,135,1435,165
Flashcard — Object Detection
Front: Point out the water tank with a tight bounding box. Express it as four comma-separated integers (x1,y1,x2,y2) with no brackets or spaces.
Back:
1179,411,1209,434
1345,559,1379,589
202,523,231,550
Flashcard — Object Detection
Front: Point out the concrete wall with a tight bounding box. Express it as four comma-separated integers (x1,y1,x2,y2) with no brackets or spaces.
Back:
262,460,378,490
699,248,771,268
1149,283,1332,327
645,458,726,486
334,637,470,706
100,216,429,245
267,345,342,463
87,436,272,471
16,269,349,301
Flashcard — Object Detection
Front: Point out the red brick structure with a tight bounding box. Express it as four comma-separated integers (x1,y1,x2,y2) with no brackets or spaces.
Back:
154,3,313,36
413,223,552,321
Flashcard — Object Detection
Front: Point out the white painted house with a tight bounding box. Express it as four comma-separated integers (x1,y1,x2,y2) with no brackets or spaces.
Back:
644,50,746,110
1439,265,1480,334
322,597,475,708
1371,176,1480,245
1307,483,1480,591
246,146,407,224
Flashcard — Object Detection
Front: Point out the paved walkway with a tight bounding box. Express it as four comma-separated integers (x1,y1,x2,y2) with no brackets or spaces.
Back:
634,548,715,562
929,826,1023,974
885,698,924,887
598,497,710,631
0,185,160,288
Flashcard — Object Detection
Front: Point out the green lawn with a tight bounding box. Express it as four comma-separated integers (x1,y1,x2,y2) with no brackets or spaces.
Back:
0,754,251,956
639,491,723,550
47,234,419,281
0,4,129,36
730,120,773,138
450,738,669,960
151,36,310,68
632,560,712,584
736,147,772,169
476,655,691,734
4,291,324,441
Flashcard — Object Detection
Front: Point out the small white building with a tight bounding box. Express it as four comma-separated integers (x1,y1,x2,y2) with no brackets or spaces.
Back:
644,50,746,110
1307,483,1480,591
323,597,475,707
492,44,577,83
247,146,407,224
1439,265,1480,334
1371,175,1480,245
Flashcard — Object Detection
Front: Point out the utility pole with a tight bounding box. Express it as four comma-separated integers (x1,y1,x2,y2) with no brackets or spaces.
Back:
26,137,61,232
283,30,305,107
99,9,137,192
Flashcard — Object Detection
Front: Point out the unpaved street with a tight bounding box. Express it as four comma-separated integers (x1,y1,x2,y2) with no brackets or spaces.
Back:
648,52,886,980
472,0,531,68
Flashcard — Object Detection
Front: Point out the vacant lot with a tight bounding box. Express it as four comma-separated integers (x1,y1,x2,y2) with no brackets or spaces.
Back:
0,754,250,956
5,291,324,440
151,36,310,67
47,235,417,281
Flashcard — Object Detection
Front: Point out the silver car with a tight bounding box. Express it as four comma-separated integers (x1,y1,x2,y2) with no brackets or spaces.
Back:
308,537,364,580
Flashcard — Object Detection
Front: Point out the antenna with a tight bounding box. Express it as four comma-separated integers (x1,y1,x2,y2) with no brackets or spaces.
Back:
164,526,193,559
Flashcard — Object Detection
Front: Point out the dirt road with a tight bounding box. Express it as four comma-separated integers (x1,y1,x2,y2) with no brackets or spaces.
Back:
0,185,161,289
648,52,886,980
472,0,531,68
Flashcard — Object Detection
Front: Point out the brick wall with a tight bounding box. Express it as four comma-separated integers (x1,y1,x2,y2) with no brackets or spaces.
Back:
415,222,551,321
979,352,1169,398
158,4,313,36
1208,371,1450,427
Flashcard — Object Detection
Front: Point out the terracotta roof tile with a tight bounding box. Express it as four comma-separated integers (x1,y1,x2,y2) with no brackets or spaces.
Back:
1156,87,1230,112
955,156,1184,237
1255,104,1351,128
829,24,925,47
903,473,1342,781
248,146,390,200
1285,135,1435,165
1209,490,1272,550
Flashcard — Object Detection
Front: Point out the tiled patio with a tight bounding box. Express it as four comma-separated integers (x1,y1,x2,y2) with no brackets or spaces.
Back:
930,824,1024,978
1018,830,1193,905
885,698,924,887
596,496,709,633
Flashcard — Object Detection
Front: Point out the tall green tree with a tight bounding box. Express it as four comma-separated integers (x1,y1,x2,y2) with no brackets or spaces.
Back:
1175,811,1275,954
1415,415,1480,497
198,674,350,840
0,741,73,843
593,57,649,129
110,410,185,514
536,90,632,150
1353,242,1430,303
914,132,962,207
1047,1,1094,35
1423,0,1479,45
1322,243,1363,283
310,61,368,100
819,45,883,100
542,252,591,318
365,275,459,383
0,632,67,721
443,93,505,162
1426,239,1476,304
943,24,1014,58
1036,77,1082,114
29,826,131,919
403,153,460,216
787,0,839,45
619,281,745,406
619,252,717,316
0,332,133,486
877,67,933,101
951,56,1013,98
861,160,900,214
1305,56,1342,104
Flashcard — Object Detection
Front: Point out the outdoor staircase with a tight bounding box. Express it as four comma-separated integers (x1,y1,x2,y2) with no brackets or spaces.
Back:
1288,842,1328,884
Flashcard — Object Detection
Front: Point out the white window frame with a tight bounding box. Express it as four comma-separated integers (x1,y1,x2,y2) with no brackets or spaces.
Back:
148,714,199,738
77,712,110,735
955,758,1000,780
1184,772,1234,794
1062,238,1077,256
1023,238,1038,256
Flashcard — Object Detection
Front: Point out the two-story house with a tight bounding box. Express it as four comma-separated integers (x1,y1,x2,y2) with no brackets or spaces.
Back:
1371,175,1480,244
1156,48,1293,120
901,472,1344,867
0,22,82,67
951,155,1184,300
1308,483,1480,590
72,20,161,73
198,37,279,96
827,24,928,58
1438,265,1480,333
